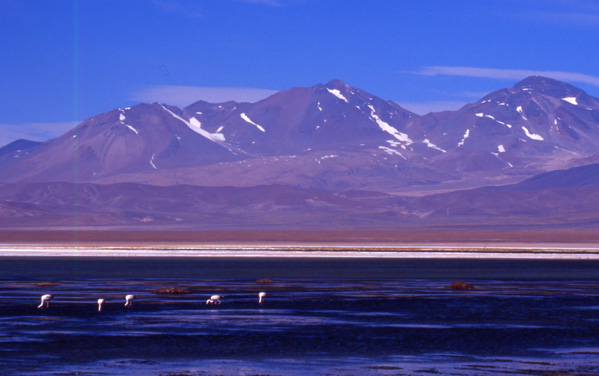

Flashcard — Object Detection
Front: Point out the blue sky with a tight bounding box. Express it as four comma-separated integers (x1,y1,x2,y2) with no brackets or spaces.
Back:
1,0,599,146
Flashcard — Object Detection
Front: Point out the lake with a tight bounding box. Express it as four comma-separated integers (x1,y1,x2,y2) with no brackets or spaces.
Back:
2,256,599,375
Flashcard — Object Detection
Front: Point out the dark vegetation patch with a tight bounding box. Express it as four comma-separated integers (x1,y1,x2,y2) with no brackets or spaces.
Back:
445,281,475,290
153,287,191,294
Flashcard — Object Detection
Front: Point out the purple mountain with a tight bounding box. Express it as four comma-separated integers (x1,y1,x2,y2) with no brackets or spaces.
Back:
1,163,598,229
404,76,599,177
183,79,418,155
2,76,599,230
407,163,599,228
2,77,597,193
0,103,246,183
0,80,451,191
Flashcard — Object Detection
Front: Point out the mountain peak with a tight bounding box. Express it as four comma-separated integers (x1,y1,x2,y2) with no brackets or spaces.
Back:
513,76,583,97
514,75,561,87
325,79,350,89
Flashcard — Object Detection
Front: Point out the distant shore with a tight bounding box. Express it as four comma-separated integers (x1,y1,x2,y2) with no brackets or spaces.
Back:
2,243,599,259
2,229,599,258
3,229,599,244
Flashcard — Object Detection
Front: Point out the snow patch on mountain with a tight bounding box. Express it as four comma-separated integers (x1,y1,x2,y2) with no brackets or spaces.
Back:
320,155,338,160
125,125,139,135
423,139,446,153
489,152,511,167
368,105,412,145
475,112,511,128
118,110,139,135
458,129,470,147
554,145,583,156
562,97,578,105
327,88,348,103
150,154,158,170
522,126,544,141
160,105,226,143
496,119,512,128
189,117,202,128
498,145,505,153
516,106,528,120
240,113,266,132
378,146,406,159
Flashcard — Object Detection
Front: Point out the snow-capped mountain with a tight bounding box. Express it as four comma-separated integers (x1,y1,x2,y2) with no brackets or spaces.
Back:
404,76,599,175
183,79,419,156
0,80,441,190
1,77,598,194
0,103,244,183
2,76,599,230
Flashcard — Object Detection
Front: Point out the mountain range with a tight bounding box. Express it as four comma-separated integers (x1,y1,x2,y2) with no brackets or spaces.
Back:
2,76,599,231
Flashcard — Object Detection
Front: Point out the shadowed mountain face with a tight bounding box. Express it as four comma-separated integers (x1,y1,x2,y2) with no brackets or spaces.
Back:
1,164,598,229
407,163,599,227
1,77,599,229
504,163,599,191
0,182,407,228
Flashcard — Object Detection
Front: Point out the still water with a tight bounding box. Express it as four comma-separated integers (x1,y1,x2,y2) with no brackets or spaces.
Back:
2,257,599,375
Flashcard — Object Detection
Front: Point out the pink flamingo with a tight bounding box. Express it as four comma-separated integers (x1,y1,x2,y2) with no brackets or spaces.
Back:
37,294,53,309
206,295,222,305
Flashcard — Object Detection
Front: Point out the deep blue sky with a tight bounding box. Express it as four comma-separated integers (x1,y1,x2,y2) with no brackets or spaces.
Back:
1,0,599,146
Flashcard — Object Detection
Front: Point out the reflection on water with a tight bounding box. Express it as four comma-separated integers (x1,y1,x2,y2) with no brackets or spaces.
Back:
1,257,599,375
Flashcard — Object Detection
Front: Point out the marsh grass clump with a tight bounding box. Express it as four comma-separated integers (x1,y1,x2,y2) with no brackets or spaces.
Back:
153,287,191,294
35,282,60,287
445,281,476,290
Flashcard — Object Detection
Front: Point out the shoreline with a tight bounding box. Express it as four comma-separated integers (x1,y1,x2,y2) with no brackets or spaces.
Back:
3,243,599,258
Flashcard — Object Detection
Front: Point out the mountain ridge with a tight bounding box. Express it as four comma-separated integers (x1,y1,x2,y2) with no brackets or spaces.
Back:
3,76,598,193
1,76,599,230
2,163,598,229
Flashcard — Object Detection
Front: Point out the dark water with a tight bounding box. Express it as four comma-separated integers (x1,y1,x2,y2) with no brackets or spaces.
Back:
3,257,599,375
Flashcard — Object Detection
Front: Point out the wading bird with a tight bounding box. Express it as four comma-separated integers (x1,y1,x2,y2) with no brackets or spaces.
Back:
206,295,222,305
258,292,266,304
38,294,53,309
124,294,135,307
97,298,105,312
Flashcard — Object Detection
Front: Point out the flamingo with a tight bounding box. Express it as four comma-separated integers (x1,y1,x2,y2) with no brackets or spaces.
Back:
206,295,222,305
124,294,135,307
37,294,53,309
258,292,266,304
97,298,105,312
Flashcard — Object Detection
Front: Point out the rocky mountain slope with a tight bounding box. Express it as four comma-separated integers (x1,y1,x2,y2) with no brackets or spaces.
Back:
1,76,598,229
1,163,598,229
3,77,598,194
